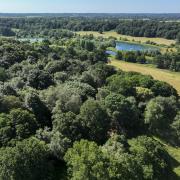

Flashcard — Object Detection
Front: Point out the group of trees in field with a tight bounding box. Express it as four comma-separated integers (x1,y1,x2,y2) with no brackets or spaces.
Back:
115,50,147,64
0,26,179,179
154,52,180,71
0,17,180,40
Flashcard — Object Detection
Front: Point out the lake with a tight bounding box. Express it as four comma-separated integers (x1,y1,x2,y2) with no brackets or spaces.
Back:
18,38,44,43
106,41,159,55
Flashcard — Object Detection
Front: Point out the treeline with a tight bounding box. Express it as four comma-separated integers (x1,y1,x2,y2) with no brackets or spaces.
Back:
0,17,180,40
155,52,180,71
0,35,179,179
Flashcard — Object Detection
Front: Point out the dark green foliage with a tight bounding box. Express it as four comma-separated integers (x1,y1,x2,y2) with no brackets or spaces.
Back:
115,51,123,60
171,111,180,145
78,99,110,143
151,81,178,97
0,67,8,82
106,74,136,96
0,18,179,180
27,69,54,90
25,92,52,128
0,108,38,146
0,137,52,180
145,96,178,135
104,93,140,136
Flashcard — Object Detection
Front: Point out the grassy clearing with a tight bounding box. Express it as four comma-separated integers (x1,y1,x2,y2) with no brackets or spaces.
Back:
109,59,180,95
77,31,176,46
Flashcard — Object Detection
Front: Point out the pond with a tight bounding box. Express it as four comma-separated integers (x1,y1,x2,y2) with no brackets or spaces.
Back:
106,41,159,55
18,38,44,43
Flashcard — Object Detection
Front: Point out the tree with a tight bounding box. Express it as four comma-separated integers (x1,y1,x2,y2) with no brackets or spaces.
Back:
53,112,82,141
106,74,136,96
130,136,172,180
115,51,123,60
0,108,38,146
78,99,109,143
0,95,23,113
0,67,8,82
177,32,180,43
0,137,52,180
104,93,140,136
145,96,178,135
102,134,142,180
25,92,51,128
151,81,178,97
64,140,109,180
8,108,38,140
27,69,54,90
171,111,180,145
136,87,154,102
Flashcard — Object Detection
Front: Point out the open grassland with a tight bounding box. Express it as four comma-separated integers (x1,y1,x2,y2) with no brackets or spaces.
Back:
110,59,180,95
77,31,176,46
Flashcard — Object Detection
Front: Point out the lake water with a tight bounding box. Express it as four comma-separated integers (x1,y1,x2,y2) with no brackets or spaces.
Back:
106,41,158,55
18,38,44,43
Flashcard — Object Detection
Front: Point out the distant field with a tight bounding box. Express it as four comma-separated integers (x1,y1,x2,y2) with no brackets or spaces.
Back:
77,31,176,46
110,59,180,94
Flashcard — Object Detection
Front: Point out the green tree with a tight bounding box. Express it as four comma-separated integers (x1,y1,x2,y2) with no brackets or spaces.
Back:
25,92,51,127
0,108,38,146
171,111,180,145
115,51,123,60
0,137,52,180
0,67,8,82
52,111,82,142
106,74,136,96
64,140,109,180
104,93,139,135
151,81,178,97
145,96,178,135
130,136,172,180
78,99,109,143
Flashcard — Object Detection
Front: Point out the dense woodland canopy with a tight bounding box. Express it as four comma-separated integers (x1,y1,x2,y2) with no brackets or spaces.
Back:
0,17,180,40
0,15,179,180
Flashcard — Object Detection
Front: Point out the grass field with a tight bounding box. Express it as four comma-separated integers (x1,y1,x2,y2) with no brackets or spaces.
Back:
110,59,180,95
77,31,176,46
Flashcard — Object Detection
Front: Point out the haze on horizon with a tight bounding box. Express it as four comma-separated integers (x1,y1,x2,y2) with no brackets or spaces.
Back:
0,0,180,13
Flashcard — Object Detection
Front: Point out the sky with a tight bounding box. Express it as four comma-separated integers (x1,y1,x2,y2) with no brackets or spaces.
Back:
0,0,180,13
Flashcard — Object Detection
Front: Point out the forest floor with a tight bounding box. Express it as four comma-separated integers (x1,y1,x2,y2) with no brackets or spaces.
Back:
109,59,180,95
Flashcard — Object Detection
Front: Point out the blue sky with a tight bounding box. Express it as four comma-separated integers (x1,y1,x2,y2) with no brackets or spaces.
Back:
0,0,180,13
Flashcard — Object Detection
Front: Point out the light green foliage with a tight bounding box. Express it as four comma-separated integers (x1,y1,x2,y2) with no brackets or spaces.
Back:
129,136,172,180
136,87,154,102
64,140,109,180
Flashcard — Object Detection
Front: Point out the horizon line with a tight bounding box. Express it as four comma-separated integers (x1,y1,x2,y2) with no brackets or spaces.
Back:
0,12,180,14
